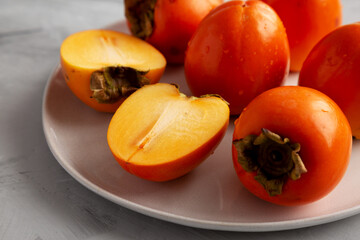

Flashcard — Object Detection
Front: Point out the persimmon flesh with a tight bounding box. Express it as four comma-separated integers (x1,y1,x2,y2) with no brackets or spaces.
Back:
107,83,230,182
60,29,166,112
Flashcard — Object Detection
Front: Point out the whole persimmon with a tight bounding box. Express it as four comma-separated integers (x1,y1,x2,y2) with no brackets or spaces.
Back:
184,0,290,115
60,29,166,112
125,0,223,64
107,83,229,182
232,86,352,206
299,23,360,139
261,0,342,71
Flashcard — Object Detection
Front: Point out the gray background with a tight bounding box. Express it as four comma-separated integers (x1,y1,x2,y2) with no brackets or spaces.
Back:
1,0,360,239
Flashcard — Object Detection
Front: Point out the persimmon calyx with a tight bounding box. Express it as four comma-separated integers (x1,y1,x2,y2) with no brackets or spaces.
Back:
125,0,157,40
200,94,230,105
171,86,229,105
233,128,307,196
90,66,150,103
179,93,230,106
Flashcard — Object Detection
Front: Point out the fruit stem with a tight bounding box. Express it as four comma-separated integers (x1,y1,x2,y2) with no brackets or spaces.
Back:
90,66,149,103
233,128,307,196
200,94,230,105
125,0,157,40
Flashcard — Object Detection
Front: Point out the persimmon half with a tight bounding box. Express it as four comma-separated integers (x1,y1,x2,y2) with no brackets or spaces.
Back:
262,0,342,71
60,29,166,112
184,0,290,115
125,0,223,64
107,83,229,182
232,86,352,206
299,23,360,139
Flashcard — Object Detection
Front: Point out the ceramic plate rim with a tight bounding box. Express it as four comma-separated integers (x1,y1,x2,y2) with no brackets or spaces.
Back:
42,64,360,232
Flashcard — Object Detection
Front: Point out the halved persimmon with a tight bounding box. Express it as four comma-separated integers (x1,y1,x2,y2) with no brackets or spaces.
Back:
107,83,230,181
60,29,166,112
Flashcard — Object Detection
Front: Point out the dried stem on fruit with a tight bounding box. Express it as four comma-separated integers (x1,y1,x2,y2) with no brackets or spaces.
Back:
90,66,149,103
125,0,157,40
233,128,307,196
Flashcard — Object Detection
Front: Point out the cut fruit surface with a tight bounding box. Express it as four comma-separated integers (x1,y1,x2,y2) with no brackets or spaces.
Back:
107,83,230,181
60,29,166,112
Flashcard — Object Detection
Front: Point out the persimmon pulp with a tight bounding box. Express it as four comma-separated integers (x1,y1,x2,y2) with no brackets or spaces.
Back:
107,83,230,182
60,29,166,112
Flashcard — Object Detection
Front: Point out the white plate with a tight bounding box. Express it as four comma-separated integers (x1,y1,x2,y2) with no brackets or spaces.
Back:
42,22,360,232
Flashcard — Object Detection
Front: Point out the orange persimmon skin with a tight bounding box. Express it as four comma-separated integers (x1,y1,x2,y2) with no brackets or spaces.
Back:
262,0,342,72
60,30,166,113
232,86,352,206
299,23,360,139
184,0,290,115
147,0,223,64
61,61,164,112
60,62,122,112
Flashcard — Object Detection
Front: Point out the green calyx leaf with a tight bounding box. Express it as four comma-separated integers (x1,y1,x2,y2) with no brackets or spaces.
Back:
200,94,230,105
125,0,157,40
233,128,307,197
90,66,150,103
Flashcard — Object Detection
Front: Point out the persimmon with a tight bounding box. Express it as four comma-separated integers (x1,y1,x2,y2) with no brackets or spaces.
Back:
125,0,223,64
299,23,360,139
261,0,342,71
60,29,166,112
232,86,352,206
107,83,229,182
184,0,290,115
